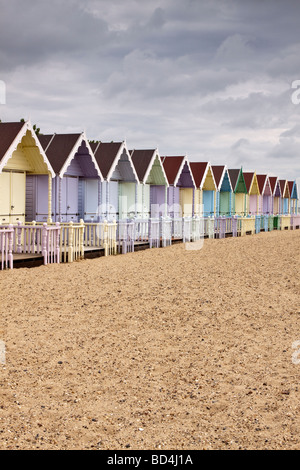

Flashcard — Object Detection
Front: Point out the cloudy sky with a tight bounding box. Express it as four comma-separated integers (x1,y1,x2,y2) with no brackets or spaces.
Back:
0,0,300,180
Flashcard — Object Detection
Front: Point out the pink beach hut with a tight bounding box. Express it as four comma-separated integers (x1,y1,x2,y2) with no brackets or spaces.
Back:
269,176,281,215
257,175,272,215
279,180,289,214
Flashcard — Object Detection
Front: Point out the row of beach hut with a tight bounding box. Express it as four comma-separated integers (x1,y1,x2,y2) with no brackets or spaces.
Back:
0,120,299,268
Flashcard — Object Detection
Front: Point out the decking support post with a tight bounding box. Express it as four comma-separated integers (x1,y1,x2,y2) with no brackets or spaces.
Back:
112,220,117,255
59,177,62,223
8,224,13,269
104,220,108,257
42,223,48,265
142,184,145,219
98,180,102,222
55,222,60,264
17,221,22,254
32,220,37,253
79,219,85,259
135,183,138,218
68,221,74,263
48,172,53,224
106,182,109,220
164,185,168,217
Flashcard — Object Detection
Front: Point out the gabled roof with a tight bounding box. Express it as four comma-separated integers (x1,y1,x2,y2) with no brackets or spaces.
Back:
211,165,225,190
91,141,138,182
0,120,55,176
39,132,102,179
256,175,268,194
243,171,260,195
161,156,196,188
130,149,168,185
211,165,232,192
130,149,156,182
279,179,289,198
289,181,299,199
189,162,215,189
268,176,281,197
228,168,247,193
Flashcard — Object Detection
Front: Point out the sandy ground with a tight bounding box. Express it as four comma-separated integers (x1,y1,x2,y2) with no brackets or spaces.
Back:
0,229,300,450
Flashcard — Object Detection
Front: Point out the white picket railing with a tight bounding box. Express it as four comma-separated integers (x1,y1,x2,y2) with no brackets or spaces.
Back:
149,219,160,248
0,222,61,266
117,220,135,254
134,219,149,243
0,227,14,270
161,218,172,247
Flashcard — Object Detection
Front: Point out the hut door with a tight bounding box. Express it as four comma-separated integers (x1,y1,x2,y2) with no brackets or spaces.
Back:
263,195,269,215
220,192,230,216
203,190,214,217
0,171,25,225
36,175,49,222
109,181,119,220
0,172,11,224
84,179,98,221
66,176,78,222
235,193,245,216
11,172,26,224
150,186,165,217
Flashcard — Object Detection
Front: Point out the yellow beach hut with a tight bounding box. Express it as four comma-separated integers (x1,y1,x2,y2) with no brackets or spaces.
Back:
243,171,260,215
0,121,55,225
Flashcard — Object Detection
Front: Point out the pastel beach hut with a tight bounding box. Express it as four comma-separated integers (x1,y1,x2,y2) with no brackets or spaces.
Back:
161,156,196,218
89,141,139,221
211,165,233,216
38,133,103,223
269,176,281,215
289,181,299,229
279,180,289,215
243,171,260,216
228,168,247,216
0,121,55,225
190,162,217,217
130,149,169,218
257,175,272,215
288,181,298,215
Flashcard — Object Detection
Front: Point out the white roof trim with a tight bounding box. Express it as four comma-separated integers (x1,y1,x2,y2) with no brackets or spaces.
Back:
213,165,232,192
59,132,103,180
173,155,196,188
0,120,55,177
106,140,139,183
270,176,280,197
262,175,272,196
143,148,169,187
200,162,217,190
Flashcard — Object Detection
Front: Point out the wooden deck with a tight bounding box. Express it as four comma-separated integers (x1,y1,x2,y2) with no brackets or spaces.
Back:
0,252,44,269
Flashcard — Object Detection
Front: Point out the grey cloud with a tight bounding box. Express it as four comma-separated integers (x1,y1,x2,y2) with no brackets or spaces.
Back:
0,0,300,180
